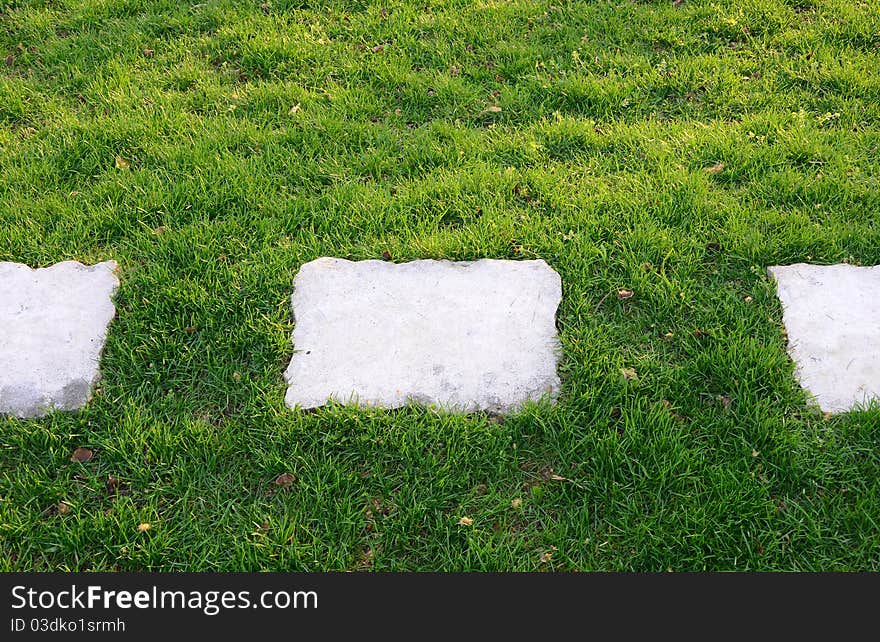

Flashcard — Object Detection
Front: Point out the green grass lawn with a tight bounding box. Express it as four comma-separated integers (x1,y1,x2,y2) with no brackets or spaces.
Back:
2,0,879,571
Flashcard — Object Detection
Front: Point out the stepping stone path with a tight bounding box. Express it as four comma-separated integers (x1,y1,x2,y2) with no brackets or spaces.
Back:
284,258,562,413
4,256,876,419
769,263,880,414
0,261,118,418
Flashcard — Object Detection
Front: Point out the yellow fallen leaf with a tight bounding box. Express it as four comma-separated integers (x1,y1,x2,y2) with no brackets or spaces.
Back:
115,155,130,170
511,498,522,509
458,516,473,526
704,162,725,174
137,523,151,532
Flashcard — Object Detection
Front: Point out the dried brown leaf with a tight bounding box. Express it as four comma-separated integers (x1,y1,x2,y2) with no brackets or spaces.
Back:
105,475,130,496
273,472,296,488
70,447,93,463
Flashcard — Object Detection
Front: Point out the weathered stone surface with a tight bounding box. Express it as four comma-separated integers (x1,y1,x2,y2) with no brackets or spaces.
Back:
284,258,562,413
769,263,880,414
0,260,119,418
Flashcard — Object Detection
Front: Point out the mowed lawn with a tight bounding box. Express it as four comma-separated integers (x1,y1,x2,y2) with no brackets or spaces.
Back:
1,0,879,571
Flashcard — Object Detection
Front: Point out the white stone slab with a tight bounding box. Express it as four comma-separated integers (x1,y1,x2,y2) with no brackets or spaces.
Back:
0,260,119,418
769,263,880,414
284,258,562,413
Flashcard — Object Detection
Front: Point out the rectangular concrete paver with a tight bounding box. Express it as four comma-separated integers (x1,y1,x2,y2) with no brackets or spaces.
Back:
284,258,562,413
0,260,119,418
769,263,880,414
